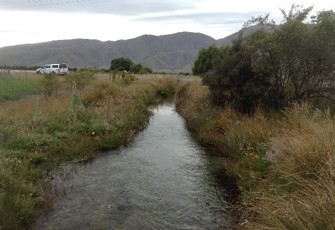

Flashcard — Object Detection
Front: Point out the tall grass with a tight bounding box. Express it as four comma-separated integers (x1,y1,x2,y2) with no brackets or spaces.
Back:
176,79,275,189
0,73,178,229
176,80,335,229
246,105,335,229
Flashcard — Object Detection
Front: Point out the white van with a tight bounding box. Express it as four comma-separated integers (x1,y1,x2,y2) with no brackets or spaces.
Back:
37,63,68,75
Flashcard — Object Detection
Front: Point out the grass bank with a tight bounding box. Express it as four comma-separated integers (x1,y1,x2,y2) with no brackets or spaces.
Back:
176,79,335,229
0,73,178,229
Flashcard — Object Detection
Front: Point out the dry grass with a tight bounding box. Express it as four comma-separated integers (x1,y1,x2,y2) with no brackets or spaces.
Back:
176,78,210,116
242,105,335,229
176,80,335,230
176,80,275,187
0,95,70,121
177,79,231,152
218,107,278,154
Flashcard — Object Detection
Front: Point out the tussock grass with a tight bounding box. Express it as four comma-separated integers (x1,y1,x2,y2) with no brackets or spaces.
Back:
244,105,335,229
0,73,178,229
176,80,335,229
248,175,335,230
176,79,274,188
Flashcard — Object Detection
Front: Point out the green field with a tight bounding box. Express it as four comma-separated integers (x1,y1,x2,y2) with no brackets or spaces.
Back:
0,76,40,102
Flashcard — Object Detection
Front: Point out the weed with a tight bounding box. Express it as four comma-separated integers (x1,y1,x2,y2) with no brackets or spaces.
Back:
40,73,61,96
120,73,138,85
64,70,94,90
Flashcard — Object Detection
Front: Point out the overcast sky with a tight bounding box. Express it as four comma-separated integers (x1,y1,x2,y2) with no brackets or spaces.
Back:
0,0,334,48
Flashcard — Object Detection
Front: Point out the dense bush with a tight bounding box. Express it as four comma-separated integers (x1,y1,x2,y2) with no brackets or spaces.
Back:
192,45,228,76
110,57,152,74
193,6,335,114
202,39,270,114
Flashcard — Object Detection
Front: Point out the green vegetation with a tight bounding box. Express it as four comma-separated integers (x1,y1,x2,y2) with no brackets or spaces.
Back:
192,45,229,76
1,5,334,229
183,5,335,230
193,5,335,114
0,73,177,229
110,57,152,74
0,76,40,102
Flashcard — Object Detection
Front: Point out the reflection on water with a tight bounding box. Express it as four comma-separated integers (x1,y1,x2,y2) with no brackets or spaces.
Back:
33,104,230,229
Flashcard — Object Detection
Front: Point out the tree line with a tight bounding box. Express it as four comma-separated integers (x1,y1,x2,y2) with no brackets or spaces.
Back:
193,5,335,114
0,65,39,70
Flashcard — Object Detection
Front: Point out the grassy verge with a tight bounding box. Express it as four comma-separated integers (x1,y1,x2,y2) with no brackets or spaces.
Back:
0,76,40,102
176,79,335,229
0,73,178,229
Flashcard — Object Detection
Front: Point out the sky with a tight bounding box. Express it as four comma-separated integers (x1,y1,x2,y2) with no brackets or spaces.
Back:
0,0,334,48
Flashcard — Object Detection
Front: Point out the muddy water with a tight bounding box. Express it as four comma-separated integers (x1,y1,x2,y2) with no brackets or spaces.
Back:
33,104,231,229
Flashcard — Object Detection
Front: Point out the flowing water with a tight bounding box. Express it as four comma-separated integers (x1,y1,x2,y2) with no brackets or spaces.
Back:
33,104,231,229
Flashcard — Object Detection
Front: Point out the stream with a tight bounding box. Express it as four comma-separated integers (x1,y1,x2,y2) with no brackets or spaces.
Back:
33,104,231,229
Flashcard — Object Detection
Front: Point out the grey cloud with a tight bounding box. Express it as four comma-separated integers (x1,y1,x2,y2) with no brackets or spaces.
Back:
0,0,194,16
136,11,264,25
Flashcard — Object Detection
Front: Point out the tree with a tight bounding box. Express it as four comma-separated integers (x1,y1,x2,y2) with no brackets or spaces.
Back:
130,63,152,74
199,5,335,113
130,63,143,73
138,66,152,74
192,45,229,76
248,6,335,108
110,57,152,74
203,38,270,114
110,57,133,72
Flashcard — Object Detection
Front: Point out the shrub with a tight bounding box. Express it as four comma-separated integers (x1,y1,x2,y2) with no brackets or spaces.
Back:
120,73,137,85
64,70,94,90
198,7,335,114
40,73,61,96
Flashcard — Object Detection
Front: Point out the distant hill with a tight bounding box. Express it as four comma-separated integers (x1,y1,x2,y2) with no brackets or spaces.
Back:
0,27,265,73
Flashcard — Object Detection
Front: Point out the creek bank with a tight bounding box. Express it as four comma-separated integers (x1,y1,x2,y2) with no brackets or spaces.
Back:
0,76,179,229
33,104,233,229
175,79,335,229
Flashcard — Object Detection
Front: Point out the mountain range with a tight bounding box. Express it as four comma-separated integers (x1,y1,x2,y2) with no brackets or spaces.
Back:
0,28,257,73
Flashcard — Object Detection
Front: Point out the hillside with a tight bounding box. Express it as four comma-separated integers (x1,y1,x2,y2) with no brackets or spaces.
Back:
0,27,265,73
0,32,215,73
